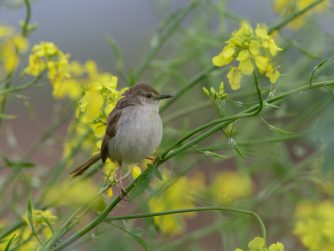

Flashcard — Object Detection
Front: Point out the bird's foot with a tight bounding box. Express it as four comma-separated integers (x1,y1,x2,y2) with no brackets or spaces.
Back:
145,155,156,162
120,189,128,201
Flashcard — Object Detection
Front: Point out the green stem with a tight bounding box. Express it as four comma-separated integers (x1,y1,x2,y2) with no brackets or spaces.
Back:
22,0,32,37
161,79,333,159
202,132,307,151
162,72,263,159
106,206,266,240
0,75,43,96
268,0,325,33
0,222,24,241
0,73,14,129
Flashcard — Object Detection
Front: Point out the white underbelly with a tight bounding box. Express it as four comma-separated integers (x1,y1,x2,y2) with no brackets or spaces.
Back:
107,105,162,165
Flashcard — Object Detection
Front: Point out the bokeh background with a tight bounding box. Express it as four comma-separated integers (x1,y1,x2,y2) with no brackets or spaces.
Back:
1,0,334,250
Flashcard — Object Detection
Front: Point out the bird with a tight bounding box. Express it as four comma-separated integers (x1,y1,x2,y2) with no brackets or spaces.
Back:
70,83,172,187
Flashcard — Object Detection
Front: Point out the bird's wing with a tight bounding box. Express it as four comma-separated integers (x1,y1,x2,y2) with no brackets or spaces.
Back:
101,109,121,162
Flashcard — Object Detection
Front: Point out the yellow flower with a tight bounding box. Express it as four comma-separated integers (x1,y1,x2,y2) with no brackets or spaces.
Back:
294,200,334,251
107,187,113,198
25,41,70,83
44,179,101,208
132,165,142,179
210,171,253,204
63,64,126,156
248,236,265,251
212,22,281,90
268,242,284,251
227,67,243,90
212,45,235,66
0,25,14,37
104,159,118,183
148,171,205,235
234,236,284,251
274,0,329,29
0,209,58,251
52,79,82,99
22,209,57,226
0,25,28,73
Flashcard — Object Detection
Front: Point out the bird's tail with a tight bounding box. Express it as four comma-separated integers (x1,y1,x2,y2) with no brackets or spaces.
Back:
70,153,101,178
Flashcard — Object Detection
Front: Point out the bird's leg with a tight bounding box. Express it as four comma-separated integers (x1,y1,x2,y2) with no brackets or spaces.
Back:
117,166,128,200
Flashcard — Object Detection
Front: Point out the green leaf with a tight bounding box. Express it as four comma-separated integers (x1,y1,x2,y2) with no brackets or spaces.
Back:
27,194,36,233
111,224,152,251
192,146,229,159
309,59,328,86
4,158,35,169
268,124,294,135
0,113,16,119
153,167,163,181
4,234,16,251
128,164,154,201
106,36,124,72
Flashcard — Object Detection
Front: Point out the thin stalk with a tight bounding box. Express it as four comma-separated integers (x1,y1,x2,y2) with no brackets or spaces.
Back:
162,72,263,159
268,0,326,33
106,206,266,242
0,75,43,96
0,73,13,128
21,0,32,37
161,79,333,159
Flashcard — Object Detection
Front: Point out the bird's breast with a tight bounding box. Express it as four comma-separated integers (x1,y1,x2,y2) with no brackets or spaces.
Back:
108,105,163,164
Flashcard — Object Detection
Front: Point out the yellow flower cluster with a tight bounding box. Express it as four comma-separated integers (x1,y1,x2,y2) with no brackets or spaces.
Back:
0,25,28,73
212,22,281,90
294,200,334,251
274,0,329,29
148,171,205,235
64,60,127,156
210,171,253,204
234,236,284,251
0,209,57,251
25,43,128,185
25,42,70,85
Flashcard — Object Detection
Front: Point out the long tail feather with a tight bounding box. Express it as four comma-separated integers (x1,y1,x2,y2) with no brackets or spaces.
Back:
70,154,101,178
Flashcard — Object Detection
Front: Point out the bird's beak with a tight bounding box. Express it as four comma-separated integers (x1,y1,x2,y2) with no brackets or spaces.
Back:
154,94,173,100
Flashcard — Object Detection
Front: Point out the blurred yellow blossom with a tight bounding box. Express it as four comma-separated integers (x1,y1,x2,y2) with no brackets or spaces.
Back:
131,165,142,179
22,209,57,226
25,42,70,83
234,236,284,251
148,171,205,235
44,179,101,208
212,22,281,90
294,200,334,251
0,209,56,251
0,25,28,73
107,187,113,198
104,158,118,183
274,0,329,29
61,60,126,161
210,171,253,204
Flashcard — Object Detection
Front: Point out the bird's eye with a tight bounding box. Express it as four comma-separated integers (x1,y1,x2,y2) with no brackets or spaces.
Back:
146,94,153,98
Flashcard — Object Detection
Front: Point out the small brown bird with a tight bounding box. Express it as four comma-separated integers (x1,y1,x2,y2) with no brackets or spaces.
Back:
70,83,172,183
